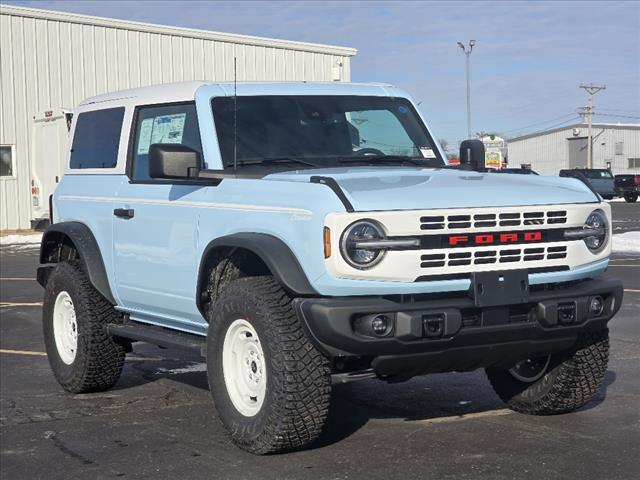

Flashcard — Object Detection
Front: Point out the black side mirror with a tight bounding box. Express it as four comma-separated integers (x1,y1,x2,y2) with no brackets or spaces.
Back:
149,144,201,179
459,139,485,171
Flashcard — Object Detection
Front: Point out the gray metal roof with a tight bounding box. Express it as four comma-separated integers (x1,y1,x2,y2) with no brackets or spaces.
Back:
508,123,640,143
0,4,357,56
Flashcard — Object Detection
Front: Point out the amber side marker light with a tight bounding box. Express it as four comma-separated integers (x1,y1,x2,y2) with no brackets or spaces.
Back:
324,227,331,258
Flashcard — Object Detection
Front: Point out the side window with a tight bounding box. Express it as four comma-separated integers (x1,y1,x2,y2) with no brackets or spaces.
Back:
0,145,15,177
347,109,424,157
70,107,125,169
130,103,202,181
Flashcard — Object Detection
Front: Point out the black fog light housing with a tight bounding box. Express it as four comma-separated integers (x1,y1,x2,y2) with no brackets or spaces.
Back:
353,313,395,338
589,296,604,317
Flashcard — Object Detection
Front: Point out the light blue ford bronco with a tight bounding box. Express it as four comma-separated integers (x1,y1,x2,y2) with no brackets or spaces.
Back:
38,81,623,454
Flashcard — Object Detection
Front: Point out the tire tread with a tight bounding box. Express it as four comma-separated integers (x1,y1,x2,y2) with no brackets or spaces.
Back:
487,329,609,415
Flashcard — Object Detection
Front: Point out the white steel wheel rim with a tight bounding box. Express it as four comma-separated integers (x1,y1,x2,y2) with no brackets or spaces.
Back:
222,319,267,417
53,291,78,365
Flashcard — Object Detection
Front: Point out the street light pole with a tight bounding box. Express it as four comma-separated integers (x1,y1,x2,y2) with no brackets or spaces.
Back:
458,40,476,139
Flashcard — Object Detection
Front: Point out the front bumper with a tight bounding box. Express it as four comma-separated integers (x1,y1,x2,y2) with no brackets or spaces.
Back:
294,275,623,378
615,186,639,195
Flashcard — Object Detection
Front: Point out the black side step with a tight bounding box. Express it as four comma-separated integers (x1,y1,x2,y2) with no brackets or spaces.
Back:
107,322,206,356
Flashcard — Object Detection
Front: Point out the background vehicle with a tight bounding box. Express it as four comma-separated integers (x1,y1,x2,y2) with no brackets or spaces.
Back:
37,82,623,455
501,167,539,175
559,168,616,199
614,174,640,202
30,109,73,228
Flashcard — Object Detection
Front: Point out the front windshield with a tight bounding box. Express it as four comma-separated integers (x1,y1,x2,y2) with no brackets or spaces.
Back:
212,95,443,168
581,169,613,179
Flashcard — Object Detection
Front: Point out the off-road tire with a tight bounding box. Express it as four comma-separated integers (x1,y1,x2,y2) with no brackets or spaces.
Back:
486,329,609,415
206,276,331,454
624,192,638,203
43,262,126,393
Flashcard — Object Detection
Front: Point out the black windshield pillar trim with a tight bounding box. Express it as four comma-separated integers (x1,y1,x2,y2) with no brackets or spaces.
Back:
570,171,602,201
310,176,354,212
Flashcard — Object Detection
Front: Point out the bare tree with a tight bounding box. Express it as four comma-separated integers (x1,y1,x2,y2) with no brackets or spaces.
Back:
438,138,449,153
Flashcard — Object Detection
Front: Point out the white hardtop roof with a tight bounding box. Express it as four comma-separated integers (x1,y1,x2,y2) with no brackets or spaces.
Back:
79,81,399,106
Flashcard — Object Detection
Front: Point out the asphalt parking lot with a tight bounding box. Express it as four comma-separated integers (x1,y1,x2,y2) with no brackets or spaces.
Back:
1,203,638,480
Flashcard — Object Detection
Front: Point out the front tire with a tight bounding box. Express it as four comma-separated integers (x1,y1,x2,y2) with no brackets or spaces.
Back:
43,262,126,393
486,329,609,415
206,276,331,454
624,192,638,202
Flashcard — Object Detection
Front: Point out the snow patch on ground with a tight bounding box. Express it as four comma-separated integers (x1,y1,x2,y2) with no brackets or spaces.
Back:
606,198,627,203
612,232,640,253
156,362,207,375
0,233,43,246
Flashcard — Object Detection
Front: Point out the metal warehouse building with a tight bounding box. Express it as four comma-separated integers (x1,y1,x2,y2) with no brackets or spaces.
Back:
507,123,640,176
0,5,356,231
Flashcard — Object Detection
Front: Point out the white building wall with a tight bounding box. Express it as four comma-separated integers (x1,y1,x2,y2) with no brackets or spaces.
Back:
0,5,356,230
507,124,640,176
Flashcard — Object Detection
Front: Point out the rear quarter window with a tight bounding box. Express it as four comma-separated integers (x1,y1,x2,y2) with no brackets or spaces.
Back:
70,107,125,169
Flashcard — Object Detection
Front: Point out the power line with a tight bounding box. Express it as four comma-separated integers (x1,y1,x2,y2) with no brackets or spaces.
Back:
595,108,640,114
505,117,582,139
594,112,640,119
500,113,577,135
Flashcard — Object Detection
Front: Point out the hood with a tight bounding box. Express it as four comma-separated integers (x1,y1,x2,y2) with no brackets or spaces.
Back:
263,167,599,211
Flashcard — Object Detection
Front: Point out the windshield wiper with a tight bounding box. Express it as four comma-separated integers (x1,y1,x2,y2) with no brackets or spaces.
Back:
338,155,435,166
234,157,322,168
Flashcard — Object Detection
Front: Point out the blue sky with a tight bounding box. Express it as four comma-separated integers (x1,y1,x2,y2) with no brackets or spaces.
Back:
4,0,640,148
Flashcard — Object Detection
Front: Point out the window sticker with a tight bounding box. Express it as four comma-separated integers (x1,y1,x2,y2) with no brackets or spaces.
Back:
419,147,437,158
137,113,186,155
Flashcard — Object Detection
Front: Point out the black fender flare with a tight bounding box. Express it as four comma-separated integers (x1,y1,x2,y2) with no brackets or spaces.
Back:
197,233,318,310
39,222,115,304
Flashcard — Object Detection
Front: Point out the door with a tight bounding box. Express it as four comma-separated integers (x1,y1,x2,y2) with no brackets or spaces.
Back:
112,103,207,334
567,137,588,169
31,113,69,220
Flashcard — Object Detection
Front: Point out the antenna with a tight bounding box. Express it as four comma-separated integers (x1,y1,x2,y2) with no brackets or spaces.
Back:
233,57,238,170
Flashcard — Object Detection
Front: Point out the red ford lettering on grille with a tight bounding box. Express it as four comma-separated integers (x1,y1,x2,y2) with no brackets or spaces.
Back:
448,231,543,246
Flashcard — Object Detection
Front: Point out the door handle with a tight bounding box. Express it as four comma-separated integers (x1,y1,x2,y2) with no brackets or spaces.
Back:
113,208,134,219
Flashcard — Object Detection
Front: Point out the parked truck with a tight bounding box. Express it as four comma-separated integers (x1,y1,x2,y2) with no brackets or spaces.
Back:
38,81,622,454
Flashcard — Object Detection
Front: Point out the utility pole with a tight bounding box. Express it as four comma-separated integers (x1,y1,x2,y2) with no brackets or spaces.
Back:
579,83,606,168
458,40,476,139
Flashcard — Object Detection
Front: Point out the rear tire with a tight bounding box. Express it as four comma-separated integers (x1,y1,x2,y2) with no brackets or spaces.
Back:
206,276,331,454
624,192,638,202
43,262,126,393
486,329,609,415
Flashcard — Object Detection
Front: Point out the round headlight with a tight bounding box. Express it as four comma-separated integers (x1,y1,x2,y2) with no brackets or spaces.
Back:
583,209,608,253
340,220,385,269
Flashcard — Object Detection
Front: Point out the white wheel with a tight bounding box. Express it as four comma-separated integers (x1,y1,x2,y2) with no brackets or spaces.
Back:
222,319,267,417
52,290,78,365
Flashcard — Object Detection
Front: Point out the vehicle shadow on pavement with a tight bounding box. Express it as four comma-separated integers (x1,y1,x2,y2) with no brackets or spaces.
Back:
107,353,618,451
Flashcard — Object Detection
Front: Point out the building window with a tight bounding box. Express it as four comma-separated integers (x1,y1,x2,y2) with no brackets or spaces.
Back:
628,158,640,169
615,142,624,155
70,107,125,169
0,145,15,177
